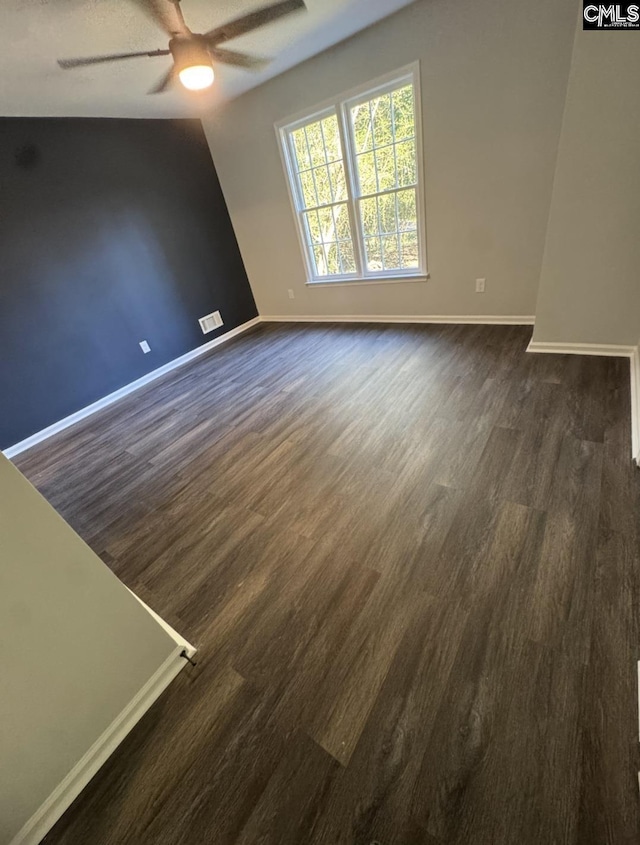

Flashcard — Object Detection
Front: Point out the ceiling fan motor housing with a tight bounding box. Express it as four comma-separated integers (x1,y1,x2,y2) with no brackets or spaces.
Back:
169,35,212,73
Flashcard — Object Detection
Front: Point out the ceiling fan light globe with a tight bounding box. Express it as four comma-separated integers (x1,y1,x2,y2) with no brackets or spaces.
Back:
179,64,215,91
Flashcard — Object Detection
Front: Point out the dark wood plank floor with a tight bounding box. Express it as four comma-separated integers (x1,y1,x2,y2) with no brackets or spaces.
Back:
15,322,640,845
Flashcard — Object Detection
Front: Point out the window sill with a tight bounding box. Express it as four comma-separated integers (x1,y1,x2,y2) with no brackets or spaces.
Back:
306,273,429,289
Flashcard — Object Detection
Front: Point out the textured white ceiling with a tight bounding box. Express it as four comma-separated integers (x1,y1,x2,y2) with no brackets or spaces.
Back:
0,0,417,118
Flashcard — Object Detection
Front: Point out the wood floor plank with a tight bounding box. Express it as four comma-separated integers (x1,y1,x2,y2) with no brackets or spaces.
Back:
234,731,339,845
577,527,640,843
41,664,247,845
446,639,585,845
308,579,430,766
306,596,469,845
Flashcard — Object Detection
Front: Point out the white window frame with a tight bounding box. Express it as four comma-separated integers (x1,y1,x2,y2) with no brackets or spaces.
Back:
276,62,428,287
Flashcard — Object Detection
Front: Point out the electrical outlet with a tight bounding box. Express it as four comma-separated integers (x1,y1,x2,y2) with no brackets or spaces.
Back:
288,289,295,300
139,340,151,354
475,278,486,293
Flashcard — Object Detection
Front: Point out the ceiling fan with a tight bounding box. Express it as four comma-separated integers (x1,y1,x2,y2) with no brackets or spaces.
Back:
57,0,306,94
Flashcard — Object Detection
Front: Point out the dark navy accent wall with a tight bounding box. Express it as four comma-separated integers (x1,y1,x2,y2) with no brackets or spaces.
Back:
0,118,257,450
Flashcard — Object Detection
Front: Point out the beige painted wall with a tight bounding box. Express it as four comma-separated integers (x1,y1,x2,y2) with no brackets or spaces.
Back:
0,455,177,844
532,20,640,345
204,0,576,319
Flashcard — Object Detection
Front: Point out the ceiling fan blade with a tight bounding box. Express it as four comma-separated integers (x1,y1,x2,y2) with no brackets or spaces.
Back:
148,66,177,94
208,47,270,70
58,49,170,69
204,0,306,46
132,0,190,36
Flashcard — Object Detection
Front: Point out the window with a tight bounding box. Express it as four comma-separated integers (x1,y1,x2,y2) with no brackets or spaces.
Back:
277,64,426,285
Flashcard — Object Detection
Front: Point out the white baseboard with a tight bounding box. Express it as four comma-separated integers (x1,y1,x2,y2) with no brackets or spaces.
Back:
3,317,261,459
261,314,536,325
630,346,640,463
128,588,197,659
637,660,640,743
9,646,190,845
527,338,640,463
526,340,637,357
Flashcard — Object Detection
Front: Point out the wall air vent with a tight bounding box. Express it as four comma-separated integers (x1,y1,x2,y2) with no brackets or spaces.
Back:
199,310,223,334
